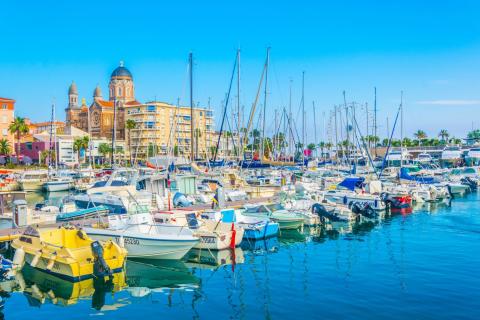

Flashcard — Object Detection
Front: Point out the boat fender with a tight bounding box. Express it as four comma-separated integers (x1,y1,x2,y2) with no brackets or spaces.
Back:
118,235,125,248
30,250,43,268
46,252,57,271
12,247,25,270
91,241,112,278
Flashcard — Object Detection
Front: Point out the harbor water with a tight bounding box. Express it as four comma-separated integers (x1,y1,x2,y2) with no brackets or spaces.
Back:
2,192,479,319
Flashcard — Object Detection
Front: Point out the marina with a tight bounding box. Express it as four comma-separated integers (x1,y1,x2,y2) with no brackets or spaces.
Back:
2,1,480,319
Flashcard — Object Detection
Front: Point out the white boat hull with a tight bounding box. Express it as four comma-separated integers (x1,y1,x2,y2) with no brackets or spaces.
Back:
85,229,198,260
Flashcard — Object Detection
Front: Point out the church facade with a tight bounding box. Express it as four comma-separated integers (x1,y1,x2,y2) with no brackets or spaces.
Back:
65,63,140,140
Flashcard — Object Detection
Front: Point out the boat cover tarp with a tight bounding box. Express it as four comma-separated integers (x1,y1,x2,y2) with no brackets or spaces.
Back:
338,177,365,191
399,167,436,184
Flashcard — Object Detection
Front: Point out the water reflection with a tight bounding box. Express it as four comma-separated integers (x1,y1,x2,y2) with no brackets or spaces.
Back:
3,265,125,309
126,259,199,292
184,248,244,270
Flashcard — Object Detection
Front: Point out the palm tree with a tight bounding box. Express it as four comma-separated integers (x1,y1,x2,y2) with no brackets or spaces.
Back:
438,129,449,142
0,139,10,156
81,136,89,163
8,117,29,159
73,137,84,163
413,130,427,140
125,119,136,164
98,143,112,164
414,130,427,146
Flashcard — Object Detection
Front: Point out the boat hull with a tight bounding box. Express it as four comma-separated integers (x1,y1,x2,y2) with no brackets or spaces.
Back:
86,231,198,260
20,180,45,192
44,181,73,192
241,222,279,240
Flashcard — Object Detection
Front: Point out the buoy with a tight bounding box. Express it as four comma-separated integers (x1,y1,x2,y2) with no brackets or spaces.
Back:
12,247,25,270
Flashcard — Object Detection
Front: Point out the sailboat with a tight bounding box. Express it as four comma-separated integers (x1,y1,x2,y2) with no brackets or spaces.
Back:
43,103,74,192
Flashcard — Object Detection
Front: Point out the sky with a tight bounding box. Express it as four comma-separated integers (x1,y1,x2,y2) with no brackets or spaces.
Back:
1,0,480,142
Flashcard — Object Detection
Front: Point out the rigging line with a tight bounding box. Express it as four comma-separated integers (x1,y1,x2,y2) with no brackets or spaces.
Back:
379,103,402,178
213,53,238,161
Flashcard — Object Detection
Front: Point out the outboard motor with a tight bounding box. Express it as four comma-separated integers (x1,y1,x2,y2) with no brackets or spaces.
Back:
446,185,454,199
380,192,402,209
461,177,477,191
350,202,376,219
91,241,112,278
312,203,340,223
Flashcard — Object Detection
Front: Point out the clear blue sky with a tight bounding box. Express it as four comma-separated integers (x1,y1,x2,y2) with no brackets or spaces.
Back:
1,0,480,141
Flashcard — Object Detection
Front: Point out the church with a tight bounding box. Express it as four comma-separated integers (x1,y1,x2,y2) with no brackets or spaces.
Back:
65,62,141,140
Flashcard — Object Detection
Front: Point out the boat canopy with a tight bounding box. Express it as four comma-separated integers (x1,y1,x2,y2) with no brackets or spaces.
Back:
399,167,436,184
338,177,365,191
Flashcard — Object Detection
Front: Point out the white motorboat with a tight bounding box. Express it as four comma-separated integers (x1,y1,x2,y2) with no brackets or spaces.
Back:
440,146,463,167
18,170,48,192
415,152,433,164
155,210,245,250
43,176,74,192
84,208,199,260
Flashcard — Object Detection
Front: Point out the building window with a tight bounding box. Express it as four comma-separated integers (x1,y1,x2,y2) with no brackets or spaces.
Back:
2,129,7,136
1,115,7,124
2,104,6,109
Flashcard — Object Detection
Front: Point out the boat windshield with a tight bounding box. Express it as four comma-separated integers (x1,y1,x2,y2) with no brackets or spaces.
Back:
266,203,284,212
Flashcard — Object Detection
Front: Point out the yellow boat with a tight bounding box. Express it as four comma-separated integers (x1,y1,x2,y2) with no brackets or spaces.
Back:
12,226,127,282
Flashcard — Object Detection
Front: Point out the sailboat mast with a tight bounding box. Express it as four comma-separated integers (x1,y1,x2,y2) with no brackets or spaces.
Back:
374,87,377,156
301,71,305,166
237,48,241,159
189,52,195,162
261,48,270,159
53,102,58,171
288,79,293,157
313,101,317,158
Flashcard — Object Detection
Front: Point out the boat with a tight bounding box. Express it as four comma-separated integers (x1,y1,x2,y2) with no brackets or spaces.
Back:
384,148,411,167
236,212,279,240
241,203,305,230
466,147,480,166
43,176,74,192
154,210,245,250
84,208,199,260
415,152,433,164
11,226,127,282
18,170,49,192
440,146,463,167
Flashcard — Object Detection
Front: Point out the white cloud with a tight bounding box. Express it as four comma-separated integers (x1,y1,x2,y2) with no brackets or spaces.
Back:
416,100,480,106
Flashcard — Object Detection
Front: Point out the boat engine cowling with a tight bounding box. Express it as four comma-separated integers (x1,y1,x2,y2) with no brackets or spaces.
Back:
91,241,112,278
380,192,402,209
461,177,477,191
349,202,376,219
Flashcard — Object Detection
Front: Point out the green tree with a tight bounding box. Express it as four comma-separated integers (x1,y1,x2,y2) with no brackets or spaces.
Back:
73,138,84,163
125,119,136,164
98,143,112,164
0,139,10,155
438,129,449,142
8,117,29,158
414,130,427,146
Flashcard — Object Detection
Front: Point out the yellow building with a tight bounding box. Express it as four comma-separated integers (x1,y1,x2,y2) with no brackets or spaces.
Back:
125,101,214,159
